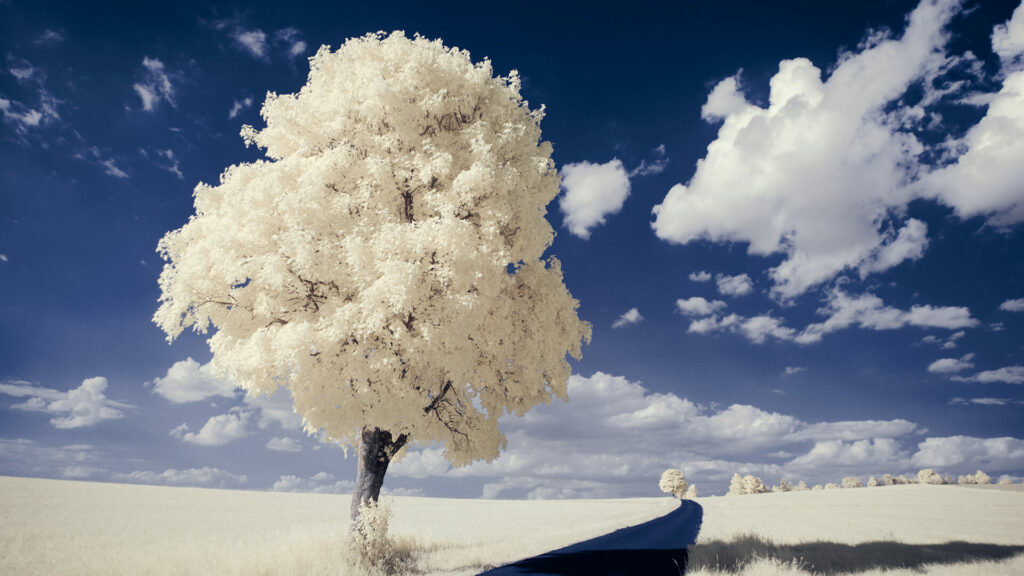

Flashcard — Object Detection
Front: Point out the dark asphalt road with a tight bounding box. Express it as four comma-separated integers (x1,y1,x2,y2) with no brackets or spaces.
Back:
478,499,703,576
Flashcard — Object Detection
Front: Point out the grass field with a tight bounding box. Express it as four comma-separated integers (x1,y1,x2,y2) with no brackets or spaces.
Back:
0,475,673,576
2,476,1023,575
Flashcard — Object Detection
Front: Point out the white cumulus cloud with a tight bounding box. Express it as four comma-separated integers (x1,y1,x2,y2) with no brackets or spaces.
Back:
927,353,975,374
0,377,131,429
716,273,754,297
911,436,1024,470
676,297,727,317
688,270,711,283
266,437,303,452
150,357,238,403
651,0,964,299
1000,298,1024,312
391,372,922,496
171,412,249,446
559,158,631,239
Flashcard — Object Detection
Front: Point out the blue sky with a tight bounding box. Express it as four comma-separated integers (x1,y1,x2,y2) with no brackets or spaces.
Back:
2,0,1024,498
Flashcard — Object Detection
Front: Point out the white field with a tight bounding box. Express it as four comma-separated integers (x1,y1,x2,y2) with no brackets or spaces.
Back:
0,475,674,576
691,484,1024,575
2,477,1024,576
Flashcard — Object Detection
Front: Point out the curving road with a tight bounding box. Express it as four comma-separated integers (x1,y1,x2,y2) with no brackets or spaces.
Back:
478,499,703,575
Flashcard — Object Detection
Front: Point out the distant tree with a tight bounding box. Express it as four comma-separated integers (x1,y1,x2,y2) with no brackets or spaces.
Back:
659,469,689,499
841,476,863,489
998,475,1013,485
742,475,769,494
973,470,991,485
918,469,945,485
867,476,879,487
684,485,698,500
728,473,745,496
772,479,792,493
958,474,975,485
796,480,809,491
812,484,824,490
897,474,914,484
824,483,841,490
882,474,896,486
154,32,591,523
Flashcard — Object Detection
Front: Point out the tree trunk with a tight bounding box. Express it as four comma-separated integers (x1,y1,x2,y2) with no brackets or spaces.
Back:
351,426,406,522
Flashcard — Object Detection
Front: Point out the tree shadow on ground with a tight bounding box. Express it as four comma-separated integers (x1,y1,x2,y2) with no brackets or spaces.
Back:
479,500,701,575
690,535,1024,574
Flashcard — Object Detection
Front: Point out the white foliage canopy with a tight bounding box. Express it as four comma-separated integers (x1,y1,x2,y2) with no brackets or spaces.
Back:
154,32,590,466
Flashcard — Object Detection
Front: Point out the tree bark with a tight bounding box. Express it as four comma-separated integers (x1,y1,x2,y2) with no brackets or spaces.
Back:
351,426,407,522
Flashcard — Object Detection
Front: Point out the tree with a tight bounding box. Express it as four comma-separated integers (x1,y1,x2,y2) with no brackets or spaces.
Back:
773,478,792,493
683,484,698,500
918,469,944,485
659,469,689,499
728,473,745,496
841,476,863,489
154,32,591,521
742,474,769,494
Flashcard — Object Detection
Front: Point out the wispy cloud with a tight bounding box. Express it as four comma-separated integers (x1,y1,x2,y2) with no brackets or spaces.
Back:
953,366,1024,385
33,29,65,46
112,467,247,488
683,289,977,345
228,96,253,119
628,144,669,177
612,308,643,328
133,57,175,112
275,27,307,58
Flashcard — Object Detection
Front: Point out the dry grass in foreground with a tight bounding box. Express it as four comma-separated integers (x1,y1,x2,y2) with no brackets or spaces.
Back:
0,475,674,576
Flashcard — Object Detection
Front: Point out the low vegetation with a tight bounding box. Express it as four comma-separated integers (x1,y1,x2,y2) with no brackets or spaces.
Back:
725,468,1010,496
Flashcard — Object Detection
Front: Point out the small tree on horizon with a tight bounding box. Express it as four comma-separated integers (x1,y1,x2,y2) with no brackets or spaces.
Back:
841,476,863,489
154,32,591,523
659,469,689,499
918,469,944,485
728,473,745,496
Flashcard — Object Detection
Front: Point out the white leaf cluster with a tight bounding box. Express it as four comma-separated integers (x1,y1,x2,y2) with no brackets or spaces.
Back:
658,468,689,499
154,32,590,466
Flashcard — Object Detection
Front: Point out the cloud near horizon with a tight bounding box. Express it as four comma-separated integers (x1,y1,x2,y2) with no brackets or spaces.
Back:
390,372,1020,497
